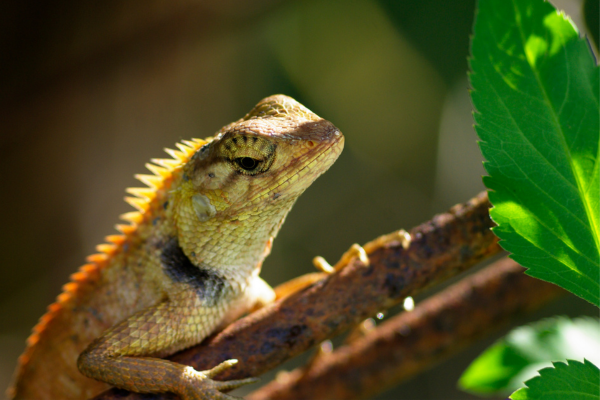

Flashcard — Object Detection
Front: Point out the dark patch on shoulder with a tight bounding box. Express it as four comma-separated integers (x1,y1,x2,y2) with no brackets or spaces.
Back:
160,238,227,305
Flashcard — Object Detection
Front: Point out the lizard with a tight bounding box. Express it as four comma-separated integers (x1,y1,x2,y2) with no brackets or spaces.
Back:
8,94,344,400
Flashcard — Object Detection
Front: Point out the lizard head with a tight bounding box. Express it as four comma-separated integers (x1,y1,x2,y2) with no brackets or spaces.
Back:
172,95,343,268
181,95,343,217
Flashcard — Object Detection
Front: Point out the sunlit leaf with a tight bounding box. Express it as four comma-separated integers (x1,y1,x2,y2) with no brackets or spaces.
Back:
470,0,600,305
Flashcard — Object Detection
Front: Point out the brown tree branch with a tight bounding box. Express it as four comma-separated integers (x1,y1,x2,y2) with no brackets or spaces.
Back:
248,257,564,400
94,191,502,399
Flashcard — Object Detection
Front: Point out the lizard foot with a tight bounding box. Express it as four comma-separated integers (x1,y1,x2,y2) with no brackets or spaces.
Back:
180,359,257,400
313,229,412,274
313,243,368,274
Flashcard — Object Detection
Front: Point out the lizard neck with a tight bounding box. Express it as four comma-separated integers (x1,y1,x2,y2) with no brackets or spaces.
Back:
171,182,296,279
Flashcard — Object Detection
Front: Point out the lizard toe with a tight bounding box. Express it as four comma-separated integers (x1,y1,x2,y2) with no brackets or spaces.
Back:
179,361,257,400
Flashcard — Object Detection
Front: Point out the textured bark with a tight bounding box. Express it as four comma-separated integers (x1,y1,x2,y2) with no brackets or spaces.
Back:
249,258,564,400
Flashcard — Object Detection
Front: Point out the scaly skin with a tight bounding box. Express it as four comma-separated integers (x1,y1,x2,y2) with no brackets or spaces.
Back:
9,95,344,400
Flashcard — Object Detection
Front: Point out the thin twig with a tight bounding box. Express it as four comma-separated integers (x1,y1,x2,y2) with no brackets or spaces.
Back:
248,258,564,400
94,191,501,400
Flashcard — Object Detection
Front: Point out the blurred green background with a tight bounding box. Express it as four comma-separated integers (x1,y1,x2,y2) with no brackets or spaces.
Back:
0,0,596,398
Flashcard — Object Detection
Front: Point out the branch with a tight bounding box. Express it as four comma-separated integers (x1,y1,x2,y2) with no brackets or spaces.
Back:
248,257,564,400
95,191,501,399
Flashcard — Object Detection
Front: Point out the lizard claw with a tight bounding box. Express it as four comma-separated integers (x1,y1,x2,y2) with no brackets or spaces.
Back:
363,229,411,253
313,243,369,274
313,230,411,275
180,359,258,400
312,255,335,273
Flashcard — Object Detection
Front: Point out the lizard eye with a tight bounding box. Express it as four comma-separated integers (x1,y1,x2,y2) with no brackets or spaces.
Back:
235,157,260,172
222,135,276,175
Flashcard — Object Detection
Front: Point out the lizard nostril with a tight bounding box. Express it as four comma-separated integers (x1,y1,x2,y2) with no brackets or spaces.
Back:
307,141,315,148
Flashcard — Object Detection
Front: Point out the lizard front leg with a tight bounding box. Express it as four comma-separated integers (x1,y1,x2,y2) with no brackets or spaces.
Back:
77,288,255,400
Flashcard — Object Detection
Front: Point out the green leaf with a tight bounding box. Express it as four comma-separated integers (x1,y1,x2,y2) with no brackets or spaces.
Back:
510,359,600,400
470,0,600,305
459,317,600,395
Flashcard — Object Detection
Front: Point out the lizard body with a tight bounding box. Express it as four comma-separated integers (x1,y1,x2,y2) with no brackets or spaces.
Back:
9,95,343,400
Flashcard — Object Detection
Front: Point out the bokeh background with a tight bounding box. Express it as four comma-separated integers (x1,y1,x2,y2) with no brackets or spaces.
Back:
1,0,597,399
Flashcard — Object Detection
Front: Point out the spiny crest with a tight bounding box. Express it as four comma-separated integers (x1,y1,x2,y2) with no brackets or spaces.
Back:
98,136,209,267
118,137,209,232
20,138,210,365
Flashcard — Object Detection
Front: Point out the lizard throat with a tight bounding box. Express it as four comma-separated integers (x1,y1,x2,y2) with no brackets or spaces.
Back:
173,194,294,279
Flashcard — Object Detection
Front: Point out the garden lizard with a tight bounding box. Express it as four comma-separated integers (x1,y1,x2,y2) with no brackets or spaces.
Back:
9,95,344,400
